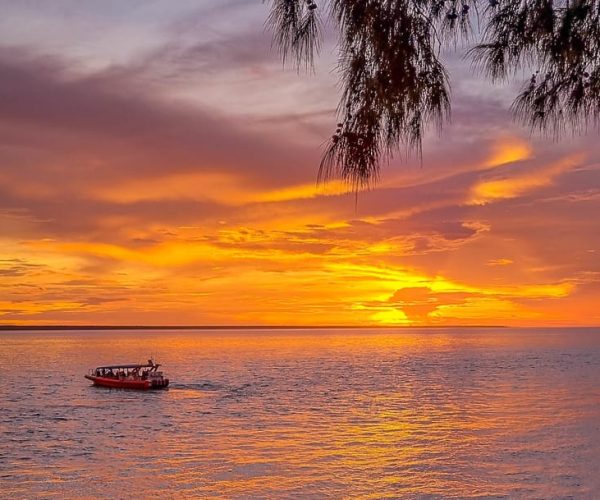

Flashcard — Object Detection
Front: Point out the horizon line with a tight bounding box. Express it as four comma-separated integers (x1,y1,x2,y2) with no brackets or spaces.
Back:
0,324,514,331
2,324,598,331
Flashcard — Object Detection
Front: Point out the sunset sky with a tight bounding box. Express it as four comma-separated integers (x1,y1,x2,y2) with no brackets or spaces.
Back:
1,0,599,326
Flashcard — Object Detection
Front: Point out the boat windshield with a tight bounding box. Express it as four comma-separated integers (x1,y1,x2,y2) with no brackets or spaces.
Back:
93,362,159,378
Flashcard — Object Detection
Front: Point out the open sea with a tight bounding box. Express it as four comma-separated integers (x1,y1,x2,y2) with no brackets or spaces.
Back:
1,327,599,498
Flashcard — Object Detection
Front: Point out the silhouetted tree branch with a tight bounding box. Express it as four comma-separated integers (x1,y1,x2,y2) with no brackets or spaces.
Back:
266,0,600,187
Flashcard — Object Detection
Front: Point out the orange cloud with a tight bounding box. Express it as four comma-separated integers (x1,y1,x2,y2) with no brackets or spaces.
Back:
487,258,514,266
486,137,533,167
92,172,349,206
469,154,583,205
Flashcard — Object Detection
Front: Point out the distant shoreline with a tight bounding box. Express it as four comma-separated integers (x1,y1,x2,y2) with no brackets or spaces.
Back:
0,324,510,331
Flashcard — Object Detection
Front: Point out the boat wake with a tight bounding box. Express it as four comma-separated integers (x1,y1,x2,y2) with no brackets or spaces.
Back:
169,382,223,392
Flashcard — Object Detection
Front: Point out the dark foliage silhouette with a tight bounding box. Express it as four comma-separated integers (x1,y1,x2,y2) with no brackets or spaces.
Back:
266,0,600,188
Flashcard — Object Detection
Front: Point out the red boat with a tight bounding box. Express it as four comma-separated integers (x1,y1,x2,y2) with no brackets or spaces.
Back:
85,360,169,390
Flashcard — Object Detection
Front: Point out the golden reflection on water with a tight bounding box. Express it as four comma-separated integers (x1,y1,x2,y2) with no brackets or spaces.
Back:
1,328,600,497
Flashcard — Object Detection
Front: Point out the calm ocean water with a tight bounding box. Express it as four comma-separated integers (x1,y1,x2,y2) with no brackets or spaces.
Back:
1,327,599,498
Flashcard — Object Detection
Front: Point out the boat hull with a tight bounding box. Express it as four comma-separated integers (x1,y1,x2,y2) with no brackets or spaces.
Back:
85,375,168,390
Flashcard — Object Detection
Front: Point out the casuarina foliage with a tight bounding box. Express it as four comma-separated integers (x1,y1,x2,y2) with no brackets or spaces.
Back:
266,0,600,188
